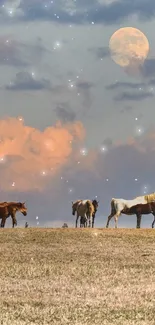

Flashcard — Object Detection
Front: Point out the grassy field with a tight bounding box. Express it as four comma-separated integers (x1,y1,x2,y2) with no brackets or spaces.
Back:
0,228,155,324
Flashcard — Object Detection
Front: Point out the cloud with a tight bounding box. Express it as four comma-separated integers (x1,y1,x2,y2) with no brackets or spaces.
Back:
114,90,154,101
0,36,28,67
140,59,155,78
120,106,133,114
0,117,85,191
105,80,155,101
105,81,145,90
0,35,49,67
76,81,94,90
55,104,76,123
2,0,155,25
126,58,155,79
89,46,110,59
75,80,94,114
102,137,113,148
5,72,51,91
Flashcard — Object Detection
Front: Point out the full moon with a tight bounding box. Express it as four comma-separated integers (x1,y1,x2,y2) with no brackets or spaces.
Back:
109,27,149,68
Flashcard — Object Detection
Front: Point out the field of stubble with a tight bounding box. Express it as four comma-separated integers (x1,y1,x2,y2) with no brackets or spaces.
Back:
0,228,155,325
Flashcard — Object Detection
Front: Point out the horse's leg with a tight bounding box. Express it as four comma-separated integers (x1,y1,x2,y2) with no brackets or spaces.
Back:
85,214,88,228
87,213,90,227
90,214,92,227
152,213,155,228
80,216,82,228
0,218,5,228
81,216,84,227
114,212,121,228
84,215,87,228
11,213,17,228
75,212,79,228
12,217,15,228
13,218,17,228
106,214,114,228
136,214,142,228
138,214,142,228
86,214,89,227
0,214,7,228
92,215,95,228
83,216,86,228
88,214,93,228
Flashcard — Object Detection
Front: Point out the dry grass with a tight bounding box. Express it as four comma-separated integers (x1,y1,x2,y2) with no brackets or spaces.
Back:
0,228,155,324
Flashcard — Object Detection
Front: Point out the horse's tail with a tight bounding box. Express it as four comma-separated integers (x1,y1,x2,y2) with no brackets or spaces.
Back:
86,200,94,215
111,198,117,215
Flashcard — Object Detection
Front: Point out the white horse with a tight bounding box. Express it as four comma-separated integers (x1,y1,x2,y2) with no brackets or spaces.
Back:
106,192,155,228
72,200,95,228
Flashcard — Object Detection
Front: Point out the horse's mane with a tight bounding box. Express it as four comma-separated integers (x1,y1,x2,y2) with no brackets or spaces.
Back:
134,195,144,199
73,200,81,203
87,199,92,204
144,193,155,202
72,200,82,206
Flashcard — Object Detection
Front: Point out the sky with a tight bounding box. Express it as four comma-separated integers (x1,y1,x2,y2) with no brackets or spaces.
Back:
1,0,155,228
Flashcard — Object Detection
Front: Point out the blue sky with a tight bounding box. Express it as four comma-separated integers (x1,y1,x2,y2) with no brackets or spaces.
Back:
0,0,155,228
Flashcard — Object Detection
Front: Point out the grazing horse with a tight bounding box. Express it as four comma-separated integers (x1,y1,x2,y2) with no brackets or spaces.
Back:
0,202,27,228
80,199,99,228
121,202,155,228
72,200,95,228
106,192,155,228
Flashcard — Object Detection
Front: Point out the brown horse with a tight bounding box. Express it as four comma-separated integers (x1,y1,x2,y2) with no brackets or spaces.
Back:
72,200,82,227
106,192,155,228
0,202,27,228
121,202,155,228
72,200,95,228
80,199,99,228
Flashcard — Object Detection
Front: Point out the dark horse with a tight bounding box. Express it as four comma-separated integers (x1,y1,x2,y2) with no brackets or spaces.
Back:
0,202,27,228
80,199,99,228
121,202,155,228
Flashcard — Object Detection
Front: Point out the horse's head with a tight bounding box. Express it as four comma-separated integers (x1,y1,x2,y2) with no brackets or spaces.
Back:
72,201,77,215
17,202,27,216
92,199,99,212
72,200,82,215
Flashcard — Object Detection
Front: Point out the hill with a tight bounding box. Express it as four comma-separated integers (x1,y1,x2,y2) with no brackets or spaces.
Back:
0,228,155,324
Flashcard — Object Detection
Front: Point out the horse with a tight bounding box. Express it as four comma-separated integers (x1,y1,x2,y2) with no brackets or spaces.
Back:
72,200,82,227
106,192,155,228
72,200,95,228
80,199,99,228
0,202,27,228
121,201,155,228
